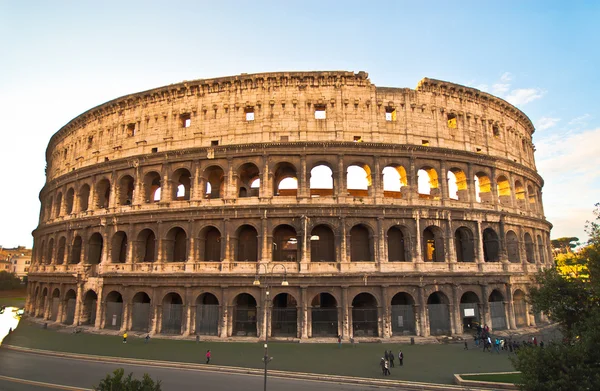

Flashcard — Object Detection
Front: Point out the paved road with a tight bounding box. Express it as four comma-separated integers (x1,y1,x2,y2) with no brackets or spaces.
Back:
0,349,400,391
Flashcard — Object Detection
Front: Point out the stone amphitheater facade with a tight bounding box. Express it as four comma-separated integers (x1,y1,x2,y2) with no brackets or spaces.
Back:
26,71,552,340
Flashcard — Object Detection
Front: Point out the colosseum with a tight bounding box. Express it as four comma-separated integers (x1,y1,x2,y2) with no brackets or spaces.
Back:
26,71,552,340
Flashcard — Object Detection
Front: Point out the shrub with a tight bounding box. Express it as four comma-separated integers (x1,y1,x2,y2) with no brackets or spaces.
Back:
93,368,162,391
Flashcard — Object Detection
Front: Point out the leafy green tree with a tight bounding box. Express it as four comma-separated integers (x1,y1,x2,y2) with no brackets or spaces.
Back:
511,203,600,391
93,368,162,391
551,237,580,254
0,271,22,290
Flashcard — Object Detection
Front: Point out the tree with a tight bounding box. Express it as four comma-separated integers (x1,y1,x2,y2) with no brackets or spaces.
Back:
511,203,600,391
0,271,22,290
94,368,162,391
551,237,580,255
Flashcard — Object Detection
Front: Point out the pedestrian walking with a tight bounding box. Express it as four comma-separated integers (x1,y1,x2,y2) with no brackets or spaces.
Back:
145,334,150,344
398,351,404,366
464,341,468,350
389,350,395,367
384,359,390,376
206,350,211,364
337,335,342,348
384,350,390,362
122,331,128,344
380,358,386,376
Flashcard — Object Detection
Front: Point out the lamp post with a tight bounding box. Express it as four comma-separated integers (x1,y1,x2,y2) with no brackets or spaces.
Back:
253,263,288,391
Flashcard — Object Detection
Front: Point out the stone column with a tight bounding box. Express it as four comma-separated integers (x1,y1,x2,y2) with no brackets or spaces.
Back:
298,155,308,199
220,286,229,338
133,165,143,206
94,284,104,329
381,285,390,338
341,286,349,339
301,286,308,339
440,161,448,203
415,211,422,267
481,284,492,329
371,157,380,199
418,285,428,337
340,218,348,264
476,220,485,271
408,157,417,200
505,284,517,329
260,217,269,263
377,217,386,266
446,214,457,265
120,302,130,332
336,154,345,198
451,284,461,335
467,163,475,207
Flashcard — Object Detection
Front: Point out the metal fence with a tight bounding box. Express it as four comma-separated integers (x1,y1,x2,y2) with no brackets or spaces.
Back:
196,305,219,335
131,302,151,332
311,308,338,337
489,301,506,330
459,303,480,332
391,305,416,335
233,307,257,336
514,300,527,327
105,302,123,330
84,300,97,325
162,303,183,334
352,308,378,337
50,298,60,321
64,299,76,325
428,304,450,335
271,308,297,337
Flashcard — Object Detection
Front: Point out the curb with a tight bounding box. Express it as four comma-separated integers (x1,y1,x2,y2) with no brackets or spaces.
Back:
454,372,519,390
2,345,494,390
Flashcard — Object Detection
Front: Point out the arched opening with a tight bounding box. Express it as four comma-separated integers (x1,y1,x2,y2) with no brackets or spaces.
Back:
39,288,48,318
204,166,225,199
382,165,407,198
310,225,335,262
162,293,183,334
111,231,128,263
70,236,82,264
489,290,506,330
87,233,103,265
352,293,378,337
56,237,66,265
391,292,415,335
196,293,219,335
459,292,480,332
537,235,546,264
496,175,511,204
45,196,53,220
513,290,527,327
455,227,475,262
46,238,54,264
81,290,97,325
233,293,257,336
272,225,298,262
104,291,123,330
271,293,297,337
131,292,151,332
37,240,46,264
172,168,191,201
417,167,440,200
427,292,450,335
527,185,537,211
350,224,372,262
50,288,60,321
387,226,408,262
118,175,135,206
165,227,187,262
347,164,371,197
54,192,63,218
236,225,258,262
525,233,535,263
310,293,337,337
63,289,77,325
423,226,444,262
238,163,260,198
515,180,525,208
474,173,491,203
200,226,221,262
506,230,520,263
78,184,90,212
95,179,111,209
65,188,75,214
483,228,500,262
273,162,298,196
143,171,162,203
136,229,156,262
448,168,468,201
310,164,334,197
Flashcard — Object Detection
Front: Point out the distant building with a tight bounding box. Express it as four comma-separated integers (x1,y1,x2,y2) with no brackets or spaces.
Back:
0,246,32,280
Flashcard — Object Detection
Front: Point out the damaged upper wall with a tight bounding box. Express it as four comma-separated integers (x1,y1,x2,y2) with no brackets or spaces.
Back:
45,71,538,182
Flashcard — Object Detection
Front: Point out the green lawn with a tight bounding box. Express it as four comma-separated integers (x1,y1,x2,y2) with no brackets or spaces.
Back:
0,297,26,307
461,372,521,384
3,320,517,385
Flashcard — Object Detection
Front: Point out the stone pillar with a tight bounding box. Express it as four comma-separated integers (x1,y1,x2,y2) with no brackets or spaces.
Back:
476,220,485,271
260,157,271,199
446,214,457,264
184,303,192,336
505,284,517,329
341,286,349,339
336,154,345,198
298,155,308,199
481,284,491,329
154,304,163,334
418,285,428,337
108,171,117,209
371,157,381,199
226,158,235,199
490,167,498,208
439,161,448,203
415,211,422,266
120,302,130,332
451,284,461,335
220,286,228,338
260,217,269,263
408,157,417,200
340,218,348,264
301,286,308,339
133,166,143,206
381,285,390,338
467,163,475,207
95,284,104,329
377,217,386,265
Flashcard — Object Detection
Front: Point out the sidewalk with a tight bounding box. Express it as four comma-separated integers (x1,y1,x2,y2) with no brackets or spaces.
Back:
3,318,522,385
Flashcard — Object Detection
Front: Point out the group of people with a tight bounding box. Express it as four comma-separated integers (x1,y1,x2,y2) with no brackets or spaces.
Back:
471,324,544,354
379,350,403,376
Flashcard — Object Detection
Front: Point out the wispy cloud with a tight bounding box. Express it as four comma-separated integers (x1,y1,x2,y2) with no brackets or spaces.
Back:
568,113,591,126
500,72,512,82
492,83,510,95
505,88,545,105
475,84,488,92
536,117,560,130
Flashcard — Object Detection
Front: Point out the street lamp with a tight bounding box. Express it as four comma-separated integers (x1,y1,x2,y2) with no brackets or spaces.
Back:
253,263,288,391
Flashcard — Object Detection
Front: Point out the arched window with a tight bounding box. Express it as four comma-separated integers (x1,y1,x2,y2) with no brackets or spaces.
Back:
237,225,258,262
78,184,90,212
70,236,82,264
111,231,128,263
423,226,444,262
310,225,335,262
527,185,537,211
387,226,407,262
136,229,156,262
537,235,546,264
54,192,63,217
273,162,298,196
382,165,407,198
474,173,491,203
496,175,511,204
448,168,467,201
46,238,54,264
515,180,525,208
417,167,439,199
454,227,474,262
350,224,372,262
310,165,334,197
95,179,111,209
203,227,221,262
65,188,75,214
172,168,191,201
204,166,225,199
118,175,134,206
347,165,371,197
238,163,260,198
56,237,66,265
272,225,298,262
524,233,535,263
506,230,520,263
166,227,187,262
143,172,161,203
87,233,103,264
483,228,499,262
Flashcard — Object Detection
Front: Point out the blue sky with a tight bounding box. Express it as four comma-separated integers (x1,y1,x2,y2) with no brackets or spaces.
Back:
1,1,598,247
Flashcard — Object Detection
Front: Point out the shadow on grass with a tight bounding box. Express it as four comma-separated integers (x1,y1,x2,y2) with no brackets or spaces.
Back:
4,320,517,385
